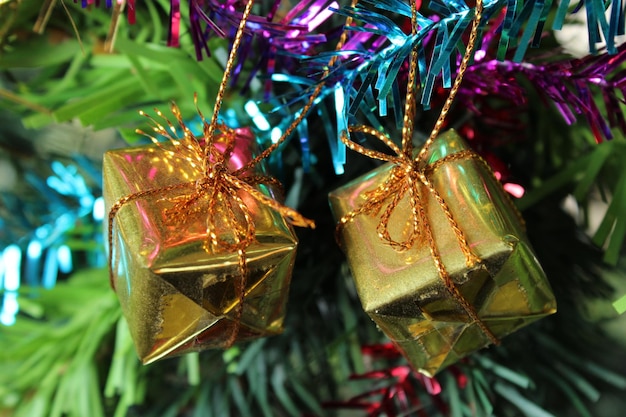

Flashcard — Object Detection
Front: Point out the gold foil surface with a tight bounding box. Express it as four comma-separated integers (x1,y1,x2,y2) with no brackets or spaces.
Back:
329,130,556,376
103,128,298,364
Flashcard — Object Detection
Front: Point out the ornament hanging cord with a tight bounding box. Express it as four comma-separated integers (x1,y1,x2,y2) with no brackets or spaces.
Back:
108,0,357,348
195,0,358,346
194,0,359,346
337,0,499,345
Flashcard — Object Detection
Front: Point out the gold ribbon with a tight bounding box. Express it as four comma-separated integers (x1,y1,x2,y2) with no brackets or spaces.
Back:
108,101,314,348
337,127,498,345
108,0,316,349
337,0,500,345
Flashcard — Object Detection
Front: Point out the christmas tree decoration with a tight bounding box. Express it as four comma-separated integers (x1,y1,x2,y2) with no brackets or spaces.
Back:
330,0,555,377
104,118,311,363
104,0,314,364
6,0,626,416
329,129,557,376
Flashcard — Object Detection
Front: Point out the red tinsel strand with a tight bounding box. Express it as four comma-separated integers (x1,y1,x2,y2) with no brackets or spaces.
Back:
321,342,455,417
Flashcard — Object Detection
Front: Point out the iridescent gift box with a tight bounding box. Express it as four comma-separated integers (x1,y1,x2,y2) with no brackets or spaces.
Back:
329,130,556,376
103,128,298,364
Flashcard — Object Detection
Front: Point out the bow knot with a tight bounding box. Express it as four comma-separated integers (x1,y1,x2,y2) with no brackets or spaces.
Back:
109,108,314,284
195,175,213,191
337,126,498,345
207,161,228,178
339,126,479,261
108,109,315,349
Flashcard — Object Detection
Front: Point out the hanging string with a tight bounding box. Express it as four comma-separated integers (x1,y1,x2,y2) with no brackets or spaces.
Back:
401,0,421,155
193,0,359,346
415,0,484,164
204,0,256,163
337,0,499,345
233,0,360,177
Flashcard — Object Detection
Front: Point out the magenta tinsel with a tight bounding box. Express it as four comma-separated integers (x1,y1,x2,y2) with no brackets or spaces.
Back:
462,46,626,142
313,1,626,144
182,0,336,83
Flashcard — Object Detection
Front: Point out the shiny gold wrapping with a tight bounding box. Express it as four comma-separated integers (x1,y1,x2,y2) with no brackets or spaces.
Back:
103,128,298,364
329,130,556,376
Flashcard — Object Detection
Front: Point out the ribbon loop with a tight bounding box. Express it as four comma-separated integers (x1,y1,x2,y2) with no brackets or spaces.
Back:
340,126,404,164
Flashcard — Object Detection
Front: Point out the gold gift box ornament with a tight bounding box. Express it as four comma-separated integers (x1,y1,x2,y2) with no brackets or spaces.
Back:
104,105,313,364
329,129,556,377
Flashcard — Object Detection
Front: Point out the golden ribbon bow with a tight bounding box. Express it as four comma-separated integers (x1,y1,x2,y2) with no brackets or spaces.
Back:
336,0,499,345
337,126,499,345
108,101,314,347
107,0,319,348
